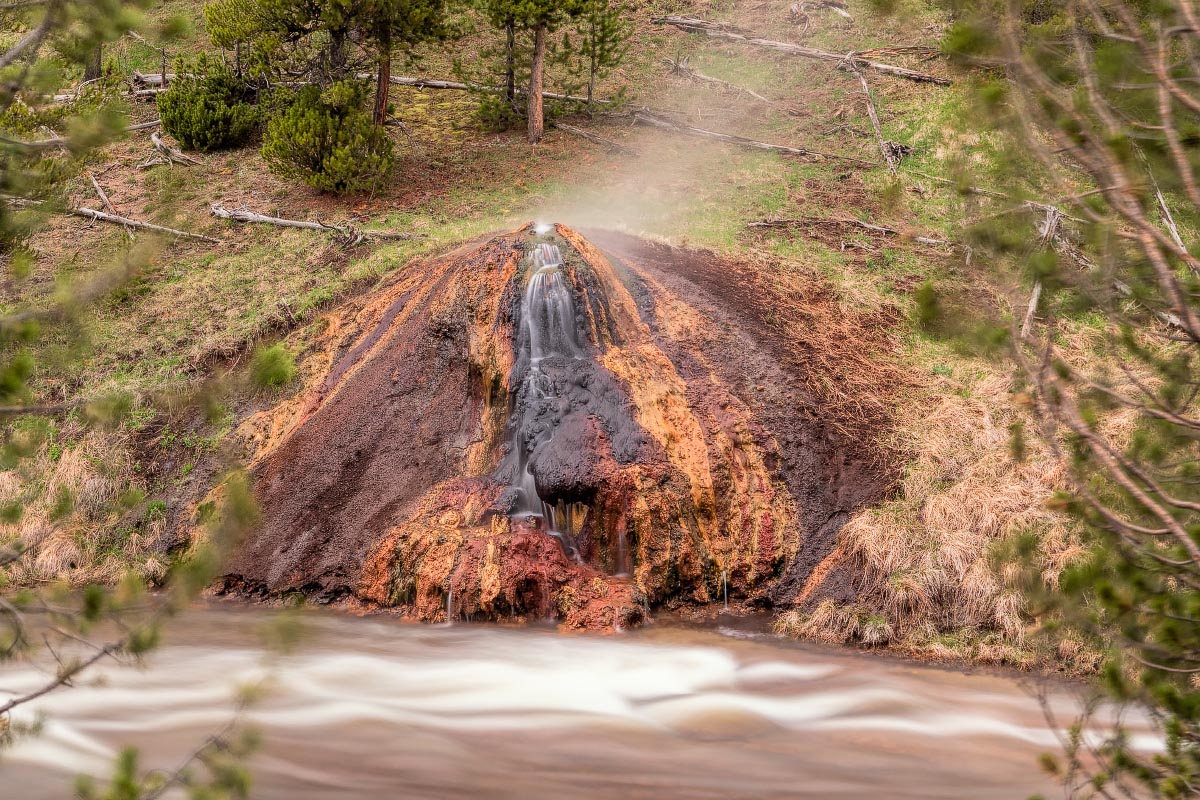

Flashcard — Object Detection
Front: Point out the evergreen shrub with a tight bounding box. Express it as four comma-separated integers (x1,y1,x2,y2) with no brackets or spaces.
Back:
157,56,260,152
261,82,394,194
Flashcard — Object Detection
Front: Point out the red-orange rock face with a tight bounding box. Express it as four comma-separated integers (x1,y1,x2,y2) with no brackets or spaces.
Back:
220,225,902,629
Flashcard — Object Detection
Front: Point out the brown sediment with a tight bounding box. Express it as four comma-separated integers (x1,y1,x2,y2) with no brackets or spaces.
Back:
215,224,905,629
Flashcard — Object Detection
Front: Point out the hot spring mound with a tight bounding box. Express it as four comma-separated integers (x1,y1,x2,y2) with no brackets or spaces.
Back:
219,225,902,629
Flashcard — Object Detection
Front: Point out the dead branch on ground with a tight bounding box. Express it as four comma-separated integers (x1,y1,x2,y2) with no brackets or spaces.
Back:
653,15,950,85
790,1,853,34
85,171,115,214
142,131,199,167
845,61,908,174
550,122,637,155
632,110,876,165
663,57,773,104
209,203,421,245
72,207,219,243
749,216,951,246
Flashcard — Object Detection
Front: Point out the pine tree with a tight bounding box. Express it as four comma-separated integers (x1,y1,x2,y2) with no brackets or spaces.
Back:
481,0,587,143
361,0,451,126
561,0,629,110
205,0,449,126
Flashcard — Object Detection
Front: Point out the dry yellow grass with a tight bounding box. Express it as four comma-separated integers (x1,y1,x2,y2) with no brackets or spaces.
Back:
0,424,151,586
778,359,1087,667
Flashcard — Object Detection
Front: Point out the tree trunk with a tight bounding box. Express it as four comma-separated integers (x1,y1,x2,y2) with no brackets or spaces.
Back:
505,17,516,106
528,24,547,144
329,30,348,82
587,22,597,109
373,35,391,127
83,44,102,82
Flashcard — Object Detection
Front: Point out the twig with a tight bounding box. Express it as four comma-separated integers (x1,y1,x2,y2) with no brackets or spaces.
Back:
0,641,123,715
653,15,951,85
632,110,876,166
0,1,58,70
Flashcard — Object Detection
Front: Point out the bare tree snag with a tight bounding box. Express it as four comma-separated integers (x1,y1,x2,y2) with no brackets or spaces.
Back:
529,24,548,144
128,30,169,89
73,207,219,243
633,110,876,166
653,16,951,85
209,203,420,244
664,57,773,104
550,122,637,155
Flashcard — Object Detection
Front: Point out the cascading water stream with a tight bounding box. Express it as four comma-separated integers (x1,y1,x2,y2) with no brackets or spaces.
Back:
504,242,585,556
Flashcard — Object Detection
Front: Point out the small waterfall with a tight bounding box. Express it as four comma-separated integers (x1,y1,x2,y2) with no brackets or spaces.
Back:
505,242,584,554
615,529,629,577
445,586,454,627
722,570,729,611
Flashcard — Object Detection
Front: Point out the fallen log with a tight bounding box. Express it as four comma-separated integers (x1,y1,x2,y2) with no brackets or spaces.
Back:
15,118,161,149
847,61,903,174
85,171,116,214
653,15,950,85
150,131,200,166
209,203,420,243
72,207,219,243
632,110,876,166
550,121,637,155
356,74,610,106
749,216,949,246
664,57,773,104
53,86,164,102
133,71,175,86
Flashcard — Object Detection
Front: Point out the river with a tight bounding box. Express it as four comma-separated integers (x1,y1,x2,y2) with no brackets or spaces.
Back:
1,605,1151,799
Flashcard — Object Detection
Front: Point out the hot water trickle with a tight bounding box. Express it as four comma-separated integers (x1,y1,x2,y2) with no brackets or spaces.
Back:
504,242,585,557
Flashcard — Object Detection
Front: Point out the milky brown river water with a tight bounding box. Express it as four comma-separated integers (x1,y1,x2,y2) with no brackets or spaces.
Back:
1,605,1158,799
